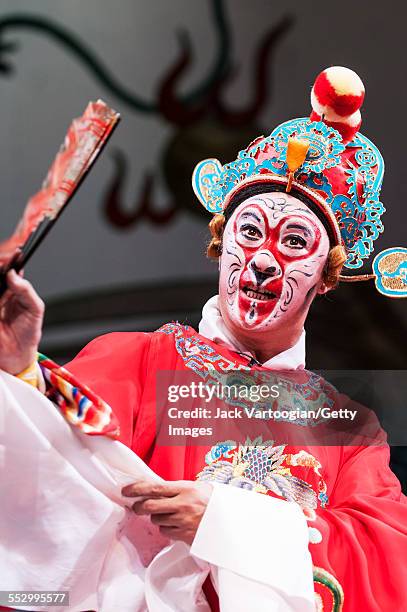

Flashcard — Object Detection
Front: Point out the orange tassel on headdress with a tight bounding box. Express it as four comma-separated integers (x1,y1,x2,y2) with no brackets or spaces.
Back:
286,137,310,192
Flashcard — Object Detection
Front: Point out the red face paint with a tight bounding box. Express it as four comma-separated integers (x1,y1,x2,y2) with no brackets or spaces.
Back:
230,203,322,326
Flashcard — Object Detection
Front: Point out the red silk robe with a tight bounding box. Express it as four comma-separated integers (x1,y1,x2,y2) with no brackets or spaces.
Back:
64,322,407,612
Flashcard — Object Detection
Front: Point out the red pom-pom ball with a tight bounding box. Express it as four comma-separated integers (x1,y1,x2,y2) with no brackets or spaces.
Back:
312,66,365,117
311,66,365,142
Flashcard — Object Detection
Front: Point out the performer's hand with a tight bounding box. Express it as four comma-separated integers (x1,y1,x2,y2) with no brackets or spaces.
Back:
0,270,44,374
122,479,213,545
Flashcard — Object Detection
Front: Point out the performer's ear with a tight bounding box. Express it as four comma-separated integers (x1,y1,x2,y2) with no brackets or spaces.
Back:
316,280,331,295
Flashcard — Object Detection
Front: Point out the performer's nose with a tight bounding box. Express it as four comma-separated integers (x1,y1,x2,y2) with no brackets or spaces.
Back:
250,252,282,285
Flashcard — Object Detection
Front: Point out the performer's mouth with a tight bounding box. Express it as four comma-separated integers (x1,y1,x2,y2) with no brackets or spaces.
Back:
241,284,278,302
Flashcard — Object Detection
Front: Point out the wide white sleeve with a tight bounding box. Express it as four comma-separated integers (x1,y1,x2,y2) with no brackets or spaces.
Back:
190,483,316,611
0,371,167,612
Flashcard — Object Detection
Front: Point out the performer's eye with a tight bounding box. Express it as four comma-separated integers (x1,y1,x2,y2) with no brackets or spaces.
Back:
282,234,307,249
240,224,262,241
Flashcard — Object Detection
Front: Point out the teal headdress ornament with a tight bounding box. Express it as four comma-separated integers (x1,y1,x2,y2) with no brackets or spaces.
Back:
192,66,407,299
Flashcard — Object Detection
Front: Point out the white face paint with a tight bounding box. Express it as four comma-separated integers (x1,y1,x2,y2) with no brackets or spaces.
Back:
218,192,331,337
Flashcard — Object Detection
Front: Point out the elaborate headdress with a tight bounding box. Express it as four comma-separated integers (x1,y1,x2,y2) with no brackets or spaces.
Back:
192,66,407,298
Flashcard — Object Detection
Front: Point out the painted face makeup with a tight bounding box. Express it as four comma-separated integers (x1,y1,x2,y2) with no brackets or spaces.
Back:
219,192,331,332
